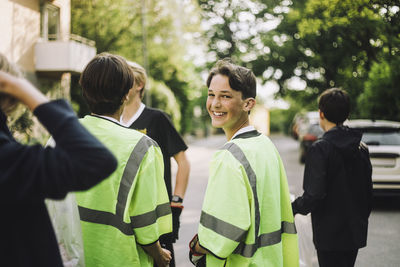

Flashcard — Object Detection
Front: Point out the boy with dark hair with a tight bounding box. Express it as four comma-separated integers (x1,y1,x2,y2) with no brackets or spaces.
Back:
292,88,373,267
189,59,299,266
0,53,117,267
75,53,172,267
121,62,190,267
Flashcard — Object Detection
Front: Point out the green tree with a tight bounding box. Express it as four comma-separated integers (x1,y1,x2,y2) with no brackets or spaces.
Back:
71,0,205,133
198,0,400,121
358,57,400,120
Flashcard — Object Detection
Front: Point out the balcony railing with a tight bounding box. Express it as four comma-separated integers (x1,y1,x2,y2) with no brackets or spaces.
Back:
35,34,96,73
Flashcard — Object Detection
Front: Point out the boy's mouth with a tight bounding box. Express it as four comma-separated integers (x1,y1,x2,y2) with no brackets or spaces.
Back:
212,111,225,117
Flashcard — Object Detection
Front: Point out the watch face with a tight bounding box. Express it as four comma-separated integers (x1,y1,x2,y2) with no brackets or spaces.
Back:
172,195,183,202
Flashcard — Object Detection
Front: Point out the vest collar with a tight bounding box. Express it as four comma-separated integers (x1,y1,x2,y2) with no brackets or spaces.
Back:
88,114,130,128
232,130,261,140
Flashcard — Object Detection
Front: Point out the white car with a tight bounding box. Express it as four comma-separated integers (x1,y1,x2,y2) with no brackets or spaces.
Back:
345,120,400,194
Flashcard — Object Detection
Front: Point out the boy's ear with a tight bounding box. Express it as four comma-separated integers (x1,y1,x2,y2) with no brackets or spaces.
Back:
243,98,256,112
319,110,325,120
136,82,144,91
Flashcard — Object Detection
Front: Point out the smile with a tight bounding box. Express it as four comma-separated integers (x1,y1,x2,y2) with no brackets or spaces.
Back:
212,111,226,117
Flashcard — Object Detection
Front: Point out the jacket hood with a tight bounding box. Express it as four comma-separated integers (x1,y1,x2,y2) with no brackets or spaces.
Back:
323,126,362,155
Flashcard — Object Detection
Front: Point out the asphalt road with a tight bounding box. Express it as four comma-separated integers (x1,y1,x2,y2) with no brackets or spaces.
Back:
173,134,400,267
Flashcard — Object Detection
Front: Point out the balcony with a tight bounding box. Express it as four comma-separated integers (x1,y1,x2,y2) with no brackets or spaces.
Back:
35,34,96,74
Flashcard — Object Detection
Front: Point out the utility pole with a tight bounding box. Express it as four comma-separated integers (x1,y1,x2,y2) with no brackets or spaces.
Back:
141,0,151,106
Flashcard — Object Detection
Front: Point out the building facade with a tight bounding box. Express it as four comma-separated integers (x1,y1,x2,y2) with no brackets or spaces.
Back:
0,0,95,98
1,0,96,142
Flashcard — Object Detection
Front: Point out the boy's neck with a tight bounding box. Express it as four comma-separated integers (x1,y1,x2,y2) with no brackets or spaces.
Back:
121,96,142,124
322,120,337,132
224,118,250,141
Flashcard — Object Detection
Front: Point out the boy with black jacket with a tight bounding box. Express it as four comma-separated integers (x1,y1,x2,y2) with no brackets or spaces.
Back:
292,88,373,267
0,53,117,266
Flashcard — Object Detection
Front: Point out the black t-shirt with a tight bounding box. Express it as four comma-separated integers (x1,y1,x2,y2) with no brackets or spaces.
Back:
128,106,188,197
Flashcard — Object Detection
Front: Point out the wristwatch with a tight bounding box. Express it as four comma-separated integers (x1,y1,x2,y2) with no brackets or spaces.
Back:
171,195,183,203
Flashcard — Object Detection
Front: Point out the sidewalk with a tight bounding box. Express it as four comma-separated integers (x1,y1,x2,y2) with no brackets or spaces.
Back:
173,134,226,267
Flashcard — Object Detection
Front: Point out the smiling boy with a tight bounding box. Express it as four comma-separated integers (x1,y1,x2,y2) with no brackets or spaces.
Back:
189,59,299,267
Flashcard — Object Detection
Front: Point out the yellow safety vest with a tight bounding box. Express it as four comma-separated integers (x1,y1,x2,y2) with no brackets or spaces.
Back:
198,131,299,266
76,115,172,267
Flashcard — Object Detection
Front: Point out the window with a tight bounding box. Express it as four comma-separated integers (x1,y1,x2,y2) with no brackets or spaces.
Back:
361,129,400,146
41,4,60,40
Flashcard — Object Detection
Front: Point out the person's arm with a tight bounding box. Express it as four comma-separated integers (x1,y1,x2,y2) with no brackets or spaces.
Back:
0,70,47,110
292,142,328,215
172,150,190,199
158,111,189,200
142,241,172,267
0,71,117,200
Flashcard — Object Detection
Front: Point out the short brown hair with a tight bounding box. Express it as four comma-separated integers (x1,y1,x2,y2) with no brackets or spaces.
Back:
318,88,350,124
0,53,23,114
130,62,147,99
207,58,256,99
80,53,134,115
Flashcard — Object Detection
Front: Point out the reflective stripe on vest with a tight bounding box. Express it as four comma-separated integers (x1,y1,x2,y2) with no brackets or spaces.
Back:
78,135,171,235
233,221,297,258
202,141,297,258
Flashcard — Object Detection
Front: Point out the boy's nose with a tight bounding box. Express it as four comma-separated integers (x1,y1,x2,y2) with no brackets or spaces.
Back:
212,98,221,108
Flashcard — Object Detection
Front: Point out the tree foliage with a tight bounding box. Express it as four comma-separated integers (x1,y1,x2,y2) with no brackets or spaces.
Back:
71,0,205,133
198,0,400,121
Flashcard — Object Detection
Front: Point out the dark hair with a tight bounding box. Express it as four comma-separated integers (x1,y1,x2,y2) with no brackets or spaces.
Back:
80,52,134,115
206,58,256,99
318,88,350,124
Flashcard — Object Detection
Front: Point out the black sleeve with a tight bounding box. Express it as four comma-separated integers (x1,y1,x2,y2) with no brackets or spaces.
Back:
292,141,328,215
0,100,117,201
158,111,188,157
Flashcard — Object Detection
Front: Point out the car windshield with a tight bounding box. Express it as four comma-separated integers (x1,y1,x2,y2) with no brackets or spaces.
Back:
360,129,400,146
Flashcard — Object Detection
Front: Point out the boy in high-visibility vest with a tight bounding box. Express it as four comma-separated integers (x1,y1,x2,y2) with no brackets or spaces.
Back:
121,63,190,267
76,53,172,267
189,59,299,266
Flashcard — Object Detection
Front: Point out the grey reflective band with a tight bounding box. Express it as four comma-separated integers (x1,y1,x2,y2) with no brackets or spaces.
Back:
233,221,297,258
78,206,134,235
223,142,261,238
222,141,297,258
131,202,171,228
79,135,162,235
116,135,158,216
200,211,248,242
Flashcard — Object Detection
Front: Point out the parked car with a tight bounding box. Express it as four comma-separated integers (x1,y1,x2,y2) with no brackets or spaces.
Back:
290,111,320,140
345,120,400,194
298,121,324,163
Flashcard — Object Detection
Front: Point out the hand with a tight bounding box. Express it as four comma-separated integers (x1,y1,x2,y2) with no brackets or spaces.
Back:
171,203,183,241
189,234,206,266
0,70,33,96
0,70,47,111
154,248,172,267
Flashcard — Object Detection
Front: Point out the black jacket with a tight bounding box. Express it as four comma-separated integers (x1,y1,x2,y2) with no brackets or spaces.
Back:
292,126,373,250
0,100,117,266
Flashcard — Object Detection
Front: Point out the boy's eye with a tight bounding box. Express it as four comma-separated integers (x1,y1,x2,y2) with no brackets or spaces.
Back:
222,95,231,98
208,93,215,97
